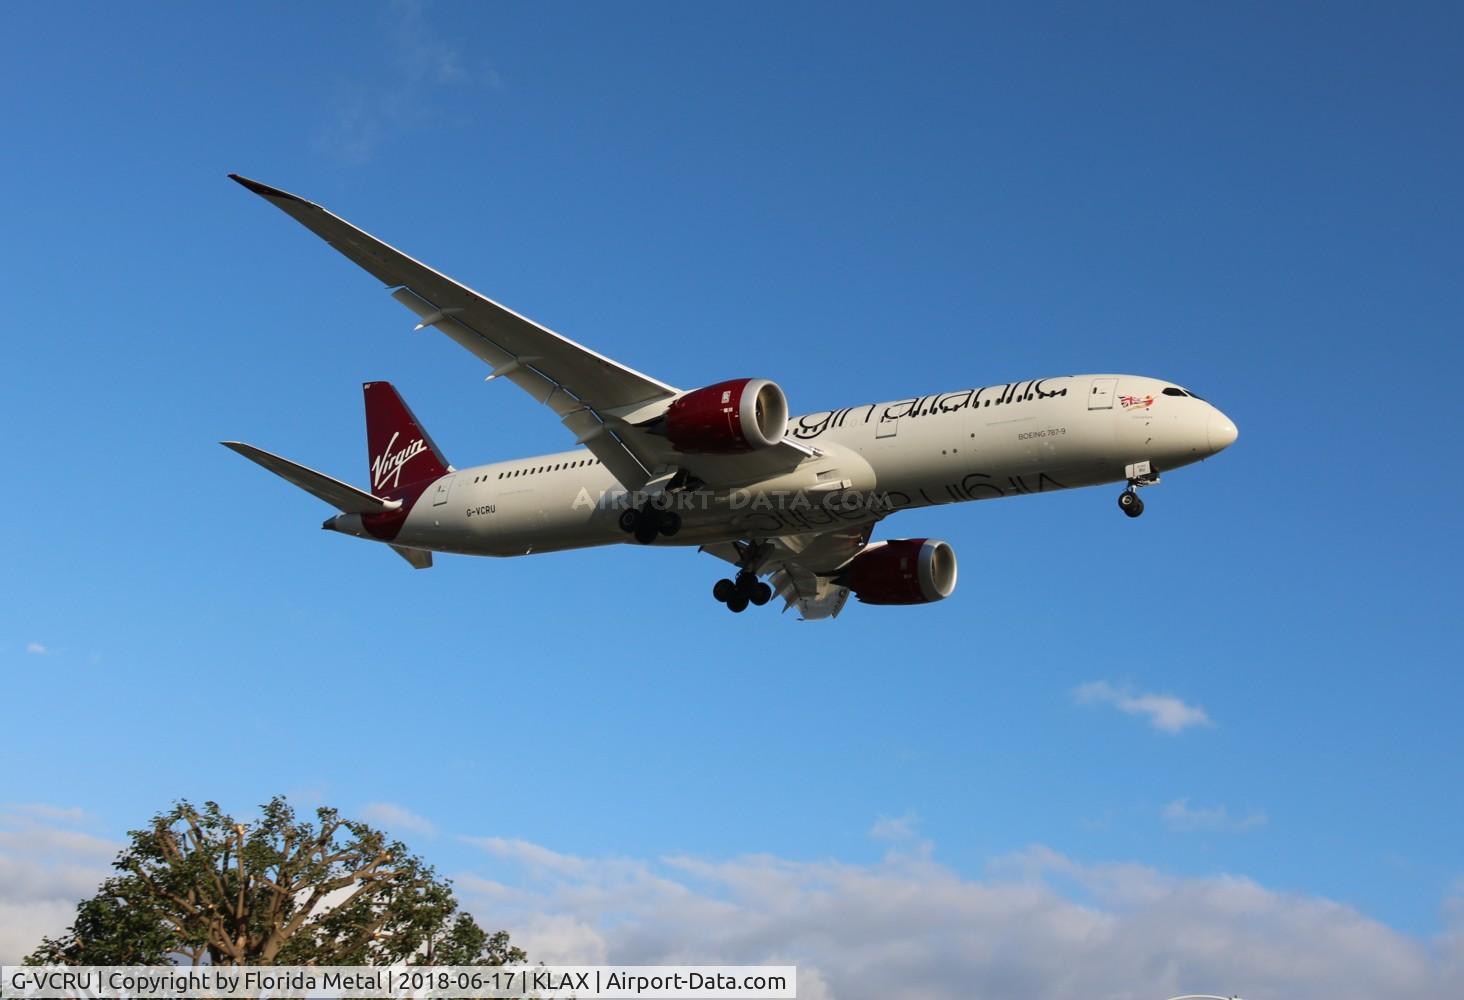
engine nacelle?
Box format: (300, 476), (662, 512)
(664, 378), (788, 453)
(840, 539), (958, 605)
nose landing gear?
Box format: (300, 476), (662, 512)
(1117, 460), (1160, 519)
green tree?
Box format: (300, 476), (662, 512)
(26, 797), (523, 967)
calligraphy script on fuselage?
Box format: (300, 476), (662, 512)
(790, 378), (1072, 440)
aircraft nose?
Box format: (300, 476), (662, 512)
(1207, 407), (1239, 454)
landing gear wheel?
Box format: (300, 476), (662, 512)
(1118, 490), (1144, 518)
(634, 519), (660, 544)
(657, 510), (682, 537)
(749, 581), (773, 606)
(713, 578), (737, 603)
(619, 509), (640, 533)
(726, 595), (749, 613)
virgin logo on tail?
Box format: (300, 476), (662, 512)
(371, 431), (429, 491)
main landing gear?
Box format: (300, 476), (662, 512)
(712, 571), (774, 614)
(712, 541), (775, 613)
(619, 503), (681, 544)
(1117, 460), (1160, 519)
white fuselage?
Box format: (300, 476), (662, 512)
(328, 374), (1237, 557)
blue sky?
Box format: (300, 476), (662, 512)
(3, 3), (1462, 996)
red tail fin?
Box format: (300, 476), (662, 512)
(364, 381), (451, 494)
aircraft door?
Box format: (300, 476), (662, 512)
(430, 475), (454, 506)
(1087, 378), (1117, 410)
(876, 417), (899, 439)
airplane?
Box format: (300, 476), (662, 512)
(224, 174), (1238, 619)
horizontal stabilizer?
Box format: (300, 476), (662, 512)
(222, 441), (395, 515)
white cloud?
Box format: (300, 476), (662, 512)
(461, 837), (596, 878)
(867, 814), (933, 861)
(868, 814), (919, 842)
(358, 802), (438, 838)
(314, 0), (497, 164)
(1072, 680), (1214, 734)
(455, 834), (1463, 1000)
(25, 642), (47, 655)
(1163, 798), (1268, 832)
(6, 804), (1462, 999)
(0, 806), (117, 963)
(389, 0), (469, 86)
(3, 804), (86, 823)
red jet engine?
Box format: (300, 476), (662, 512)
(840, 539), (958, 605)
(664, 378), (788, 453)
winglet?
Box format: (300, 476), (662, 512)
(228, 173), (310, 205)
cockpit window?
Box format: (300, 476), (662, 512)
(1162, 387), (1188, 397)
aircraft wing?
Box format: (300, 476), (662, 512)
(701, 522), (876, 621)
(230, 174), (694, 489)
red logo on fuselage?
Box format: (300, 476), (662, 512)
(371, 431), (429, 491)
